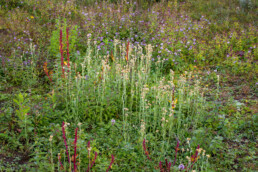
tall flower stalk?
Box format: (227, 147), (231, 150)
(173, 140), (180, 166)
(143, 139), (151, 160)
(86, 152), (98, 172)
(62, 122), (70, 165)
(125, 41), (129, 62)
(60, 29), (65, 77)
(58, 153), (64, 171)
(66, 28), (70, 72)
(189, 145), (200, 170)
(73, 128), (78, 171)
(106, 154), (114, 172)
(43, 61), (52, 82)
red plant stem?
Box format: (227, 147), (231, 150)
(190, 145), (200, 170)
(90, 152), (98, 169)
(87, 152), (98, 172)
(62, 122), (70, 164)
(125, 41), (129, 62)
(143, 139), (151, 160)
(58, 154), (64, 170)
(44, 68), (52, 82)
(165, 159), (171, 172)
(43, 62), (52, 82)
(60, 29), (65, 77)
(165, 159), (168, 169)
(106, 154), (114, 172)
(159, 161), (164, 172)
(173, 140), (180, 166)
(168, 162), (172, 172)
(73, 128), (78, 172)
(66, 28), (70, 72)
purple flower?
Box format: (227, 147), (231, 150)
(178, 164), (185, 170)
(111, 119), (116, 125)
(85, 75), (89, 80)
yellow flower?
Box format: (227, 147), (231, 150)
(64, 61), (67, 66)
(30, 16), (34, 19)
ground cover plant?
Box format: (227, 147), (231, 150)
(0, 0), (257, 171)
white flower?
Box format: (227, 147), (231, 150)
(49, 135), (53, 142)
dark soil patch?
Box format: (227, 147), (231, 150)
(0, 151), (30, 168)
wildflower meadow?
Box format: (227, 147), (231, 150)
(0, 0), (257, 171)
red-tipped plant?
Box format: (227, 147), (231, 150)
(58, 153), (64, 170)
(87, 152), (98, 172)
(165, 159), (172, 172)
(125, 41), (129, 62)
(143, 139), (151, 160)
(159, 161), (164, 172)
(159, 159), (172, 172)
(62, 122), (70, 165)
(189, 145), (200, 170)
(43, 61), (52, 82)
(66, 28), (70, 72)
(60, 29), (65, 77)
(73, 128), (78, 171)
(173, 140), (180, 166)
(106, 154), (115, 172)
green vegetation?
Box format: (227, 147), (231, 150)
(0, 0), (257, 171)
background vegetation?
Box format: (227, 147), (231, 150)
(0, 0), (257, 171)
